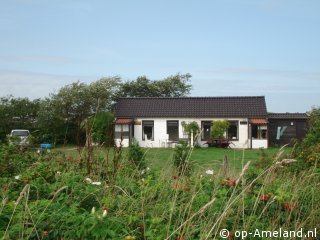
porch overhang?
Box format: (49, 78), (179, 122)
(249, 118), (268, 125)
(114, 118), (134, 124)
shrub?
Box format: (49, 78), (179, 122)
(292, 107), (320, 168)
(173, 141), (192, 176)
(181, 121), (200, 140)
(128, 140), (146, 170)
(211, 120), (230, 139)
(0, 144), (35, 177)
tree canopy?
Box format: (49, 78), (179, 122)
(115, 73), (192, 98)
(0, 74), (192, 145)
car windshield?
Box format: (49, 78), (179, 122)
(12, 131), (29, 137)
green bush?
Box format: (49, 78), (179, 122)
(173, 141), (192, 176)
(0, 144), (36, 177)
(291, 107), (320, 168)
(0, 143), (319, 239)
(211, 120), (230, 139)
(128, 140), (146, 170)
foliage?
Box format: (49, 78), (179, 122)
(0, 144), (35, 177)
(91, 112), (115, 146)
(0, 96), (41, 141)
(291, 107), (320, 168)
(50, 78), (120, 145)
(173, 141), (192, 176)
(211, 120), (230, 139)
(181, 121), (200, 141)
(115, 73), (192, 98)
(303, 107), (320, 146)
(128, 140), (146, 170)
(0, 144), (319, 239)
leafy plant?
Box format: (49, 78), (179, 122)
(128, 140), (146, 170)
(173, 141), (192, 176)
(211, 120), (230, 139)
(181, 121), (200, 142)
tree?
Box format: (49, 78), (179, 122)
(211, 120), (230, 139)
(48, 77), (120, 145)
(0, 96), (41, 141)
(91, 112), (115, 146)
(115, 73), (192, 98)
(303, 107), (320, 146)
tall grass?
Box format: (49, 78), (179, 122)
(0, 142), (319, 239)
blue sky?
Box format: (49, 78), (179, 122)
(0, 0), (319, 112)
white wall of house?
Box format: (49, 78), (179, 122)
(251, 139), (268, 148)
(115, 138), (130, 148)
(130, 118), (252, 148)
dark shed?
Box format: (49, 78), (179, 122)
(268, 113), (309, 146)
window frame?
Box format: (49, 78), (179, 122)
(142, 120), (154, 141)
(114, 124), (130, 139)
(252, 125), (267, 140)
(167, 120), (179, 141)
(201, 121), (212, 141)
(227, 120), (239, 140)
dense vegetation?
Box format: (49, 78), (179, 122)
(0, 73), (191, 145)
(0, 75), (319, 239)
(0, 112), (319, 239)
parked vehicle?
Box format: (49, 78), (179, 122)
(9, 129), (30, 145)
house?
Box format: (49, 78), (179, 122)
(114, 96), (269, 148)
(268, 112), (309, 146)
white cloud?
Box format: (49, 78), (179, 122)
(0, 70), (94, 99)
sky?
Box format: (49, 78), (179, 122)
(0, 0), (319, 112)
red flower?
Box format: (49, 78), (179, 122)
(227, 180), (236, 186)
(22, 178), (29, 184)
(282, 202), (298, 211)
(221, 179), (237, 186)
(227, 232), (234, 238)
(184, 186), (191, 191)
(102, 206), (109, 211)
(260, 194), (271, 201)
(139, 225), (145, 231)
(42, 230), (48, 235)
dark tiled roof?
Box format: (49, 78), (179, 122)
(115, 96), (267, 118)
(268, 112), (309, 119)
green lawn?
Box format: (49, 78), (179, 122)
(55, 146), (291, 173)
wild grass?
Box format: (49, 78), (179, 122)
(0, 143), (319, 239)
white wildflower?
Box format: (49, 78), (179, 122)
(205, 170), (214, 175)
(102, 209), (107, 218)
(2, 197), (8, 205)
(14, 175), (21, 180)
(56, 171), (61, 176)
(91, 182), (101, 186)
(91, 207), (96, 214)
(37, 149), (41, 154)
(85, 177), (92, 183)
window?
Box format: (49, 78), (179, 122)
(142, 121), (154, 141)
(201, 121), (211, 141)
(227, 121), (239, 140)
(252, 125), (267, 139)
(167, 120), (179, 141)
(114, 124), (130, 139)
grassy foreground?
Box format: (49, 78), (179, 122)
(0, 144), (319, 239)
